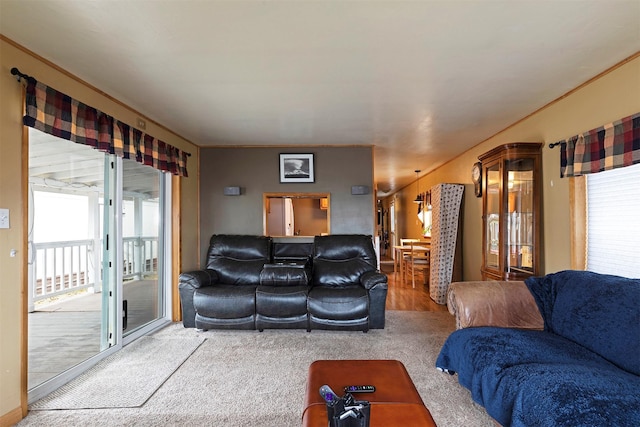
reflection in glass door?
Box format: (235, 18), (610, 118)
(121, 159), (165, 336)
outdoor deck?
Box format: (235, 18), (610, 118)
(28, 279), (159, 390)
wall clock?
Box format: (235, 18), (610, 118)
(472, 162), (482, 197)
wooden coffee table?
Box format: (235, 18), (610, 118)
(303, 359), (437, 426)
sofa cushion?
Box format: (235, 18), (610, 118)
(313, 235), (376, 267)
(308, 286), (369, 320)
(525, 270), (640, 375)
(256, 285), (309, 317)
(193, 285), (257, 319)
(436, 327), (640, 426)
(491, 360), (640, 427)
(205, 235), (272, 285)
(312, 259), (375, 287)
(312, 234), (377, 287)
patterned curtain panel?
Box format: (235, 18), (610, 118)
(429, 183), (464, 305)
(558, 112), (639, 178)
(23, 79), (189, 177)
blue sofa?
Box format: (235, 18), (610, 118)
(436, 270), (640, 427)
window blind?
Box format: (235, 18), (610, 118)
(587, 163), (640, 278)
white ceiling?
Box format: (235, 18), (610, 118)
(2, 0), (639, 195)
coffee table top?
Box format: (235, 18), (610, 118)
(304, 359), (437, 427)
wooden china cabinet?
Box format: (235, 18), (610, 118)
(479, 143), (543, 281)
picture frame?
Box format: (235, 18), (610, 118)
(279, 153), (314, 183)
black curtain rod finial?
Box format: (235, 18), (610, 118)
(10, 67), (35, 83)
(10, 67), (22, 81)
(548, 141), (563, 149)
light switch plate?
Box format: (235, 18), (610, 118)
(0, 208), (10, 229)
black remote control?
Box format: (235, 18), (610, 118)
(343, 385), (375, 393)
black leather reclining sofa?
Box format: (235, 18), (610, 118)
(178, 234), (388, 332)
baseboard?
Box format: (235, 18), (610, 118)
(0, 406), (24, 427)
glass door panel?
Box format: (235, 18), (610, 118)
(505, 158), (534, 274)
(121, 159), (164, 335)
(27, 129), (115, 392)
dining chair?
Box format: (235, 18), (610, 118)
(400, 238), (420, 245)
(404, 241), (430, 288)
(397, 239), (421, 277)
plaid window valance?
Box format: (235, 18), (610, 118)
(557, 112), (639, 178)
(23, 79), (189, 177)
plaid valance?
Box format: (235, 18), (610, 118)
(23, 79), (189, 177)
(557, 112), (639, 178)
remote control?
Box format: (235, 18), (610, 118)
(343, 385), (375, 393)
(319, 384), (340, 403)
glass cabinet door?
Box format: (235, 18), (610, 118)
(485, 163), (501, 271)
(479, 142), (541, 281)
(505, 158), (535, 275)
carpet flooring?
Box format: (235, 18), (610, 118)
(30, 335), (205, 409)
(19, 311), (495, 426)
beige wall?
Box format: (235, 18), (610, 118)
(386, 55), (640, 281)
(0, 38), (199, 422)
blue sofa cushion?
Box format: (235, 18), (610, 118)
(436, 327), (640, 426)
(525, 270), (640, 375)
(491, 359), (640, 427)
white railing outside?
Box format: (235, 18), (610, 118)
(31, 237), (158, 304)
(123, 236), (158, 280)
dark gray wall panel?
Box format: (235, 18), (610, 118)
(199, 146), (374, 262)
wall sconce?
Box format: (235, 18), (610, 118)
(223, 186), (241, 196)
(351, 185), (370, 195)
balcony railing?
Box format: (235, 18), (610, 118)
(30, 237), (158, 304)
(122, 236), (159, 280)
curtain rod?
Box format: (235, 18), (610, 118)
(10, 67), (35, 83)
(548, 141), (563, 149)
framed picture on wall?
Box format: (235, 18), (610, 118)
(279, 153), (314, 183)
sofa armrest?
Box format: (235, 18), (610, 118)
(178, 269), (219, 328)
(361, 271), (388, 329)
(447, 281), (544, 330)
(179, 269), (218, 289)
(360, 270), (388, 290)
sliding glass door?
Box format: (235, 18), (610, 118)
(121, 158), (166, 336)
(28, 129), (116, 397)
(27, 128), (170, 401)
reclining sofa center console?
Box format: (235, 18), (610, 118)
(179, 234), (388, 332)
